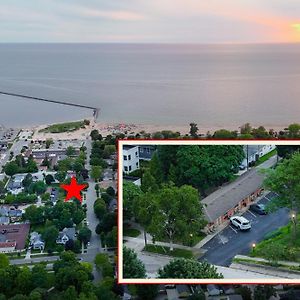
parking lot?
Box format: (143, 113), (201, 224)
(199, 192), (290, 266)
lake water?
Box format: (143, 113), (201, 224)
(0, 43), (300, 128)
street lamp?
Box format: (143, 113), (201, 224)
(252, 243), (256, 254)
(189, 233), (193, 246)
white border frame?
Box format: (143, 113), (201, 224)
(118, 140), (300, 284)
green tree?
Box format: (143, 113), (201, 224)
(213, 129), (237, 139)
(66, 146), (76, 157)
(158, 258), (223, 279)
(264, 152), (300, 238)
(253, 285), (276, 300)
(136, 285), (158, 300)
(236, 286), (252, 300)
(90, 129), (102, 141)
(103, 145), (116, 158)
(189, 122), (199, 137)
(45, 174), (55, 185)
(94, 253), (114, 277)
(240, 123), (252, 134)
(106, 186), (115, 197)
(251, 126), (270, 139)
(78, 227), (92, 245)
(24, 205), (45, 225)
(90, 165), (102, 182)
(141, 169), (158, 193)
(287, 123), (300, 138)
(123, 181), (142, 220)
(4, 161), (19, 176)
(22, 174), (33, 190)
(94, 198), (107, 219)
(45, 139), (53, 149)
(29, 181), (47, 195)
(123, 247), (146, 279)
(0, 254), (9, 269)
(55, 171), (67, 182)
(143, 185), (206, 250)
(42, 226), (59, 247)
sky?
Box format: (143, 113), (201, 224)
(1, 0), (300, 43)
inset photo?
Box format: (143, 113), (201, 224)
(118, 140), (300, 284)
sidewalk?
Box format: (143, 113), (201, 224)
(235, 255), (300, 267)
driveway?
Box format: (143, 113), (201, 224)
(199, 192), (290, 266)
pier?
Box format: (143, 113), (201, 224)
(0, 91), (99, 121)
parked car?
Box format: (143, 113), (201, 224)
(230, 216), (251, 230)
(249, 203), (267, 215)
(239, 164), (246, 170)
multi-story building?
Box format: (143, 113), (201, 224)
(123, 145), (139, 174)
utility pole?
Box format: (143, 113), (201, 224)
(247, 145), (249, 171)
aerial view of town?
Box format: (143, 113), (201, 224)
(2, 0), (300, 299)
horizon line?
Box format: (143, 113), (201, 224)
(0, 41), (299, 46)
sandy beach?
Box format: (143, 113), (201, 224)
(30, 118), (291, 141)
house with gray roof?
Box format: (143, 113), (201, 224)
(0, 217), (9, 225)
(202, 168), (265, 232)
(30, 232), (45, 250)
(56, 227), (76, 245)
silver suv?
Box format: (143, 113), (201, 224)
(230, 216), (251, 230)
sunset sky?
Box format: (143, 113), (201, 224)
(1, 0), (300, 43)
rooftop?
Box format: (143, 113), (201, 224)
(202, 168), (265, 221)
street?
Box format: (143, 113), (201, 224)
(199, 192), (290, 266)
(84, 137), (102, 282)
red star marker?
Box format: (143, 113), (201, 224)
(60, 176), (87, 203)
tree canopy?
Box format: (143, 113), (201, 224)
(158, 258), (223, 279)
(123, 247), (146, 279)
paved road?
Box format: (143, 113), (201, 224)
(84, 137), (102, 282)
(0, 139), (28, 170)
(199, 192), (290, 266)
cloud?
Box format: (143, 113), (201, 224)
(79, 8), (147, 21)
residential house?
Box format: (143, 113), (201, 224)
(123, 175), (141, 186)
(138, 145), (156, 161)
(7, 174), (25, 195)
(241, 145), (276, 167)
(56, 227), (76, 245)
(30, 232), (45, 250)
(123, 145), (139, 174)
(0, 241), (17, 253)
(7, 209), (23, 223)
(0, 217), (9, 225)
(202, 168), (266, 232)
(0, 223), (30, 251)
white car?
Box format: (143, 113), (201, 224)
(230, 216), (251, 230)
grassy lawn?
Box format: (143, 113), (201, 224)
(250, 219), (300, 262)
(39, 120), (86, 133)
(123, 227), (141, 238)
(233, 257), (300, 273)
(143, 244), (194, 259)
(255, 149), (277, 166)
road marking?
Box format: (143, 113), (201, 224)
(247, 210), (257, 218)
(229, 225), (238, 234)
(217, 233), (227, 245)
(264, 195), (272, 201)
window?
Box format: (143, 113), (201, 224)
(128, 155), (131, 160)
(136, 162), (139, 167)
(140, 148), (143, 153)
(135, 151), (138, 157)
(124, 166), (128, 171)
(147, 148), (150, 153)
(129, 166), (132, 171)
(123, 155), (127, 160)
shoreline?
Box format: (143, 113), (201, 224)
(26, 119), (293, 141)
